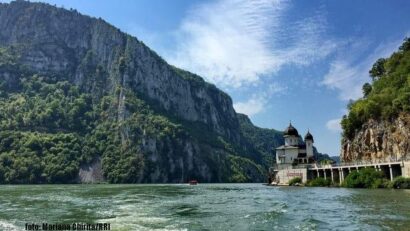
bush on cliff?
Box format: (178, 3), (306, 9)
(342, 168), (386, 188)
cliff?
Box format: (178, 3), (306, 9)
(341, 38), (410, 162)
(0, 1), (239, 141)
(341, 114), (410, 162)
(0, 1), (278, 183)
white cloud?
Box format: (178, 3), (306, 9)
(326, 118), (342, 133)
(267, 82), (288, 95)
(233, 82), (287, 116)
(233, 95), (267, 116)
(322, 59), (365, 100)
(167, 0), (336, 88)
(322, 38), (403, 101)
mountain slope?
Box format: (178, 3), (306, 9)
(0, 1), (280, 183)
(0, 1), (239, 141)
(237, 113), (283, 166)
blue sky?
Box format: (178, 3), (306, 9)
(3, 0), (410, 156)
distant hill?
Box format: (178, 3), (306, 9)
(236, 113), (284, 167)
(330, 156), (340, 163)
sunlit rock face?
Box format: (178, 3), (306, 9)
(0, 0), (240, 142)
(341, 114), (410, 162)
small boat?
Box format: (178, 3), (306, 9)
(189, 180), (198, 185)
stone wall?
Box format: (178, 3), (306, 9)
(275, 168), (308, 185)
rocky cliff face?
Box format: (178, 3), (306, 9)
(0, 1), (239, 142)
(0, 1), (271, 183)
(341, 114), (410, 162)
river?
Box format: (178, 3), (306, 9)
(0, 184), (409, 230)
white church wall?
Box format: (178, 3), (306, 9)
(285, 149), (299, 163)
(276, 150), (285, 163)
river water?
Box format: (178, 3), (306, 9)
(0, 184), (409, 231)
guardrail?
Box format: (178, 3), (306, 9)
(270, 155), (410, 171)
(270, 164), (315, 171)
(321, 156), (410, 168)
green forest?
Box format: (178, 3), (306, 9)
(341, 38), (410, 139)
(0, 46), (269, 183)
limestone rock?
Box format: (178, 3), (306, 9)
(341, 114), (410, 162)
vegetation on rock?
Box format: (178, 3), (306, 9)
(341, 38), (410, 139)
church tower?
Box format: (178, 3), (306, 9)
(284, 123), (299, 146)
(304, 130), (314, 158)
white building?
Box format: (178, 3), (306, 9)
(275, 123), (315, 164)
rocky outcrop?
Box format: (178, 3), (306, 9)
(78, 158), (105, 183)
(341, 114), (410, 162)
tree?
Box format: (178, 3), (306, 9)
(399, 37), (410, 52)
(369, 58), (386, 80)
(362, 83), (372, 97)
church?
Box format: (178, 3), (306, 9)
(275, 123), (315, 164)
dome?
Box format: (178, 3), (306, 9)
(304, 131), (314, 141)
(284, 123), (299, 136)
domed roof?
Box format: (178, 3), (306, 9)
(284, 123), (299, 136)
(304, 130), (314, 141)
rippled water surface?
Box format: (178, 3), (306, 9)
(0, 184), (409, 230)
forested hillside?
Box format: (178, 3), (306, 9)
(341, 38), (410, 161)
(0, 1), (286, 183)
